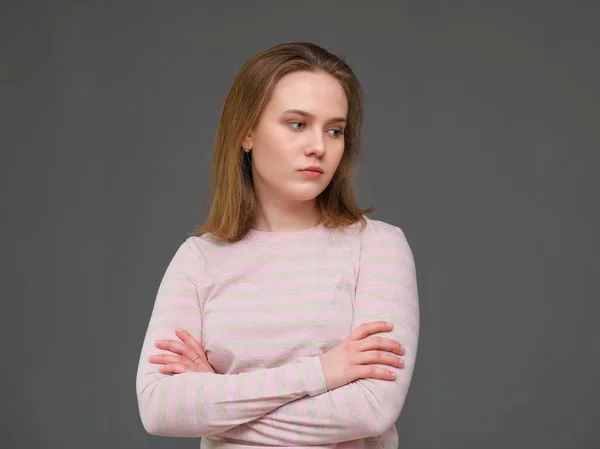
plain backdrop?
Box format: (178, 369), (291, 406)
(2, 1), (599, 448)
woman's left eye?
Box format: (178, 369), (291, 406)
(290, 122), (343, 137)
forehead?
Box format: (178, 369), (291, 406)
(265, 70), (348, 117)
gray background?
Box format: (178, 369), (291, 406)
(2, 1), (599, 448)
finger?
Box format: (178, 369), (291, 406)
(154, 339), (190, 357)
(358, 336), (404, 355)
(159, 357), (214, 374)
(347, 321), (393, 341)
(193, 359), (216, 374)
(158, 363), (194, 375)
(356, 350), (404, 368)
(149, 354), (188, 366)
(356, 365), (397, 381)
(175, 328), (207, 360)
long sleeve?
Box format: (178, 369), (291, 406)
(135, 238), (328, 437)
(214, 224), (420, 445)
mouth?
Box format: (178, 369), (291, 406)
(299, 169), (323, 179)
(300, 167), (324, 174)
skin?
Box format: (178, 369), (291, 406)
(243, 70), (348, 232)
(149, 71), (405, 379)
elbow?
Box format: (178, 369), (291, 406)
(136, 380), (195, 437)
(374, 410), (402, 435)
(139, 413), (162, 437)
(355, 383), (407, 437)
(137, 391), (168, 436)
(357, 410), (400, 437)
(136, 377), (163, 435)
(139, 418), (176, 438)
(136, 379), (215, 438)
(138, 410), (198, 438)
(137, 394), (195, 437)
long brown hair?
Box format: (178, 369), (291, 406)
(190, 42), (374, 243)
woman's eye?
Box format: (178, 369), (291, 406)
(289, 122), (343, 137)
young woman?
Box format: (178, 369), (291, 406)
(136, 41), (420, 449)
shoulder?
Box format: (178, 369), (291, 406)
(364, 216), (404, 234)
(184, 232), (226, 249)
(166, 233), (227, 266)
(353, 217), (415, 259)
(354, 218), (417, 276)
(349, 216), (409, 244)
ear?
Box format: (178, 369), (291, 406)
(242, 132), (252, 151)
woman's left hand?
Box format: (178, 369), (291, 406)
(149, 328), (215, 374)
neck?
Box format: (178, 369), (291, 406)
(252, 197), (321, 232)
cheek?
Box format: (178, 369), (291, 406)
(255, 127), (288, 155)
(328, 144), (345, 169)
(253, 130), (294, 167)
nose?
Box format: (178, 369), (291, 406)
(305, 131), (325, 157)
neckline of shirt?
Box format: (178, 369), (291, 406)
(244, 222), (326, 241)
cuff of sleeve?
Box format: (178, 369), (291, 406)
(296, 356), (328, 397)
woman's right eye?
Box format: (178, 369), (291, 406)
(290, 121), (305, 130)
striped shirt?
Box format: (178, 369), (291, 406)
(136, 217), (420, 448)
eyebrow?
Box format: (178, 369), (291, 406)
(283, 108), (347, 124)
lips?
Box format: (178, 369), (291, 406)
(301, 167), (323, 173)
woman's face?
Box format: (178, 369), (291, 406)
(244, 70), (348, 205)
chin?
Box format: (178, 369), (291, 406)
(285, 185), (326, 203)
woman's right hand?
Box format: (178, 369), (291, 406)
(319, 321), (405, 391)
